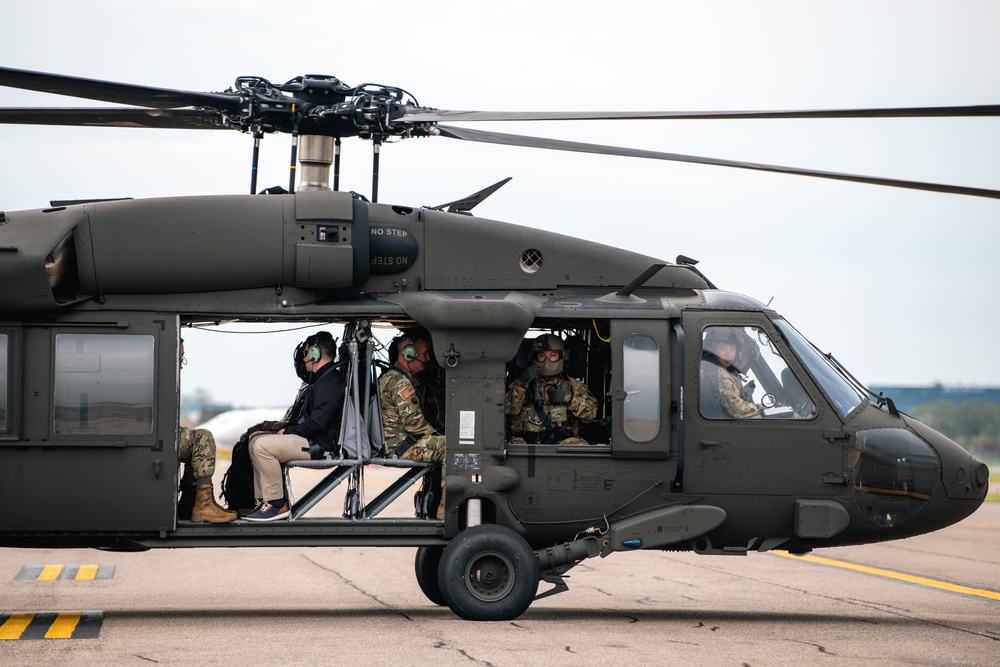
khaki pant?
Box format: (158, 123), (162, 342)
(248, 432), (311, 502)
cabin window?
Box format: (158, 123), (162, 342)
(699, 325), (815, 420)
(0, 333), (7, 433)
(622, 330), (660, 441)
(505, 322), (611, 446)
(53, 334), (155, 435)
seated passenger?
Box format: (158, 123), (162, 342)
(177, 339), (237, 523)
(378, 333), (445, 517)
(506, 334), (598, 444)
(701, 327), (763, 419)
(249, 339), (312, 437)
(244, 331), (345, 522)
(216, 340), (312, 517)
(378, 334), (446, 463)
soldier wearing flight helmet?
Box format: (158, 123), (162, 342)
(702, 327), (763, 419)
(506, 334), (598, 444)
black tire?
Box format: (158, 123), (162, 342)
(414, 545), (446, 606)
(438, 524), (539, 621)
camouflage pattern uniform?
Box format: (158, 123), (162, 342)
(178, 426), (217, 481)
(378, 365), (445, 463)
(716, 365), (763, 419)
(506, 375), (598, 444)
(256, 382), (309, 434)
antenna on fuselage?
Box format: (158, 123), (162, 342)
(431, 177), (512, 214)
(616, 263), (667, 297)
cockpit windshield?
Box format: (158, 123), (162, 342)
(774, 319), (865, 418)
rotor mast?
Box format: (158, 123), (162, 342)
(297, 134), (335, 191)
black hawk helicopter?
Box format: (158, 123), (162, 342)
(0, 67), (992, 621)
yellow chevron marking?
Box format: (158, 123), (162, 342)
(38, 565), (63, 581)
(45, 612), (82, 639)
(75, 565), (99, 580)
(0, 612), (34, 640)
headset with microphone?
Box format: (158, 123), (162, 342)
(304, 330), (335, 364)
(400, 338), (419, 362)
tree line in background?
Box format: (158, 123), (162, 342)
(910, 399), (1000, 459)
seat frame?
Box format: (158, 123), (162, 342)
(285, 457), (434, 520)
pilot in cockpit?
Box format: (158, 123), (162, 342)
(701, 327), (764, 419)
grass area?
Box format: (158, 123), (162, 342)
(989, 471), (1000, 503)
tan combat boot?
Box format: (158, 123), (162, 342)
(191, 484), (237, 523)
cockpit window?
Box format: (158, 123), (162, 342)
(700, 325), (816, 420)
(774, 319), (865, 418)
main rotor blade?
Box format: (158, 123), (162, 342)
(401, 105), (1000, 123)
(0, 66), (240, 111)
(437, 125), (1000, 200)
(0, 107), (226, 130)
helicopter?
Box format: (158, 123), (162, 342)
(0, 66), (992, 621)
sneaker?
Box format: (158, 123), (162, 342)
(242, 500), (290, 522)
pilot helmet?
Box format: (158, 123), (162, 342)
(531, 334), (566, 377)
(705, 327), (739, 349)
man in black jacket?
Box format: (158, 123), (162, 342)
(244, 331), (344, 522)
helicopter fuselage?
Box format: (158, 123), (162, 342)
(0, 191), (987, 617)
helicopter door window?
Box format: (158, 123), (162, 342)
(0, 333), (7, 433)
(622, 331), (660, 441)
(53, 334), (155, 436)
(700, 325), (815, 420)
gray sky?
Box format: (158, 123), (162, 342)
(3, 0), (999, 407)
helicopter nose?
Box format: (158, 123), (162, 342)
(961, 456), (990, 496)
(850, 418), (988, 534)
(906, 416), (989, 501)
(945, 452), (990, 501)
(974, 459), (990, 492)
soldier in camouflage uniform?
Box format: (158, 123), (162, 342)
(506, 334), (599, 444)
(378, 335), (446, 464)
(701, 327), (764, 419)
(177, 339), (237, 523)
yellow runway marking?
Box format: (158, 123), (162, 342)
(0, 612), (34, 640)
(75, 564), (98, 580)
(44, 612), (82, 639)
(0, 611), (104, 640)
(16, 564), (115, 580)
(775, 551), (1000, 601)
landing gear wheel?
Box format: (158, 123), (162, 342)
(414, 545), (446, 606)
(438, 524), (539, 621)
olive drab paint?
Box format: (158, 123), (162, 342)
(0, 65), (992, 621)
